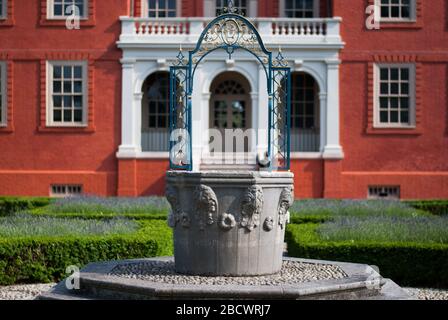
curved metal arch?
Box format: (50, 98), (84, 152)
(188, 13), (273, 91)
(190, 45), (271, 88)
(191, 13), (272, 58)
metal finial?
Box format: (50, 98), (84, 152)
(175, 44), (187, 66)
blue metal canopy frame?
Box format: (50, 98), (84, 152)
(169, 2), (291, 171)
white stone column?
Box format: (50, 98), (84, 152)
(319, 92), (327, 153)
(117, 59), (140, 158)
(323, 59), (344, 159)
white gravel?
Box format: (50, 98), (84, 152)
(404, 287), (448, 300)
(0, 283), (56, 300)
(109, 260), (349, 286)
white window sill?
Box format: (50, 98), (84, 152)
(46, 124), (88, 128)
(373, 125), (416, 129)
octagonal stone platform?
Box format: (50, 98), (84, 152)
(38, 257), (411, 300)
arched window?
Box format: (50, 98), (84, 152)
(291, 72), (320, 152)
(141, 72), (170, 152)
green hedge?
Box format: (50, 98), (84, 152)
(286, 223), (448, 288)
(406, 200), (448, 216)
(0, 197), (51, 216)
(0, 220), (173, 285)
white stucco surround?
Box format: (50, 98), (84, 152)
(117, 16), (345, 170)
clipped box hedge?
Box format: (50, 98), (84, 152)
(0, 220), (173, 285)
(406, 200), (448, 216)
(0, 197), (51, 216)
(286, 223), (448, 288)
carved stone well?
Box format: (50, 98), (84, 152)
(166, 171), (294, 276)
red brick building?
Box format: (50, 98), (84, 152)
(0, 0), (447, 199)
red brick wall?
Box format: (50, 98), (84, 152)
(0, 0), (126, 196)
(335, 0), (448, 199)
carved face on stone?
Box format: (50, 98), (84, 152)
(263, 217), (274, 231)
(195, 185), (218, 229)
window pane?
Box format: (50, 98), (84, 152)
(390, 111), (399, 123)
(74, 109), (83, 122)
(53, 110), (62, 122)
(380, 69), (389, 80)
(74, 66), (82, 78)
(64, 110), (72, 122)
(64, 66), (72, 78)
(74, 96), (83, 107)
(400, 97), (409, 108)
(74, 81), (82, 93)
(53, 81), (62, 93)
(64, 96), (72, 107)
(64, 81), (72, 93)
(54, 4), (63, 16)
(380, 83), (389, 95)
(380, 97), (388, 109)
(53, 66), (62, 79)
(401, 83), (409, 95)
(390, 97), (399, 108)
(390, 83), (399, 94)
(390, 68), (399, 80)
(391, 6), (399, 17)
(53, 96), (62, 107)
(401, 68), (409, 80)
(401, 110), (409, 123)
(380, 111), (388, 123)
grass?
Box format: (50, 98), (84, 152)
(317, 216), (448, 244)
(0, 214), (139, 238)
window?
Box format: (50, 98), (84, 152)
(141, 72), (170, 152)
(0, 0), (7, 19)
(0, 62), (6, 126)
(375, 64), (415, 127)
(50, 184), (83, 197)
(290, 73), (320, 152)
(48, 0), (88, 19)
(47, 61), (88, 126)
(284, 0), (317, 18)
(368, 186), (400, 199)
(376, 0), (415, 21)
(145, 0), (177, 18)
(216, 0), (247, 16)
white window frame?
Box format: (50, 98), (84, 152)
(374, 63), (416, 128)
(47, 0), (89, 20)
(204, 0), (257, 17)
(141, 0), (181, 18)
(46, 60), (88, 127)
(375, 0), (416, 22)
(279, 0), (320, 18)
(0, 62), (7, 127)
(0, 0), (7, 19)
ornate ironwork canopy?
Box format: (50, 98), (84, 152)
(169, 1), (291, 171)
